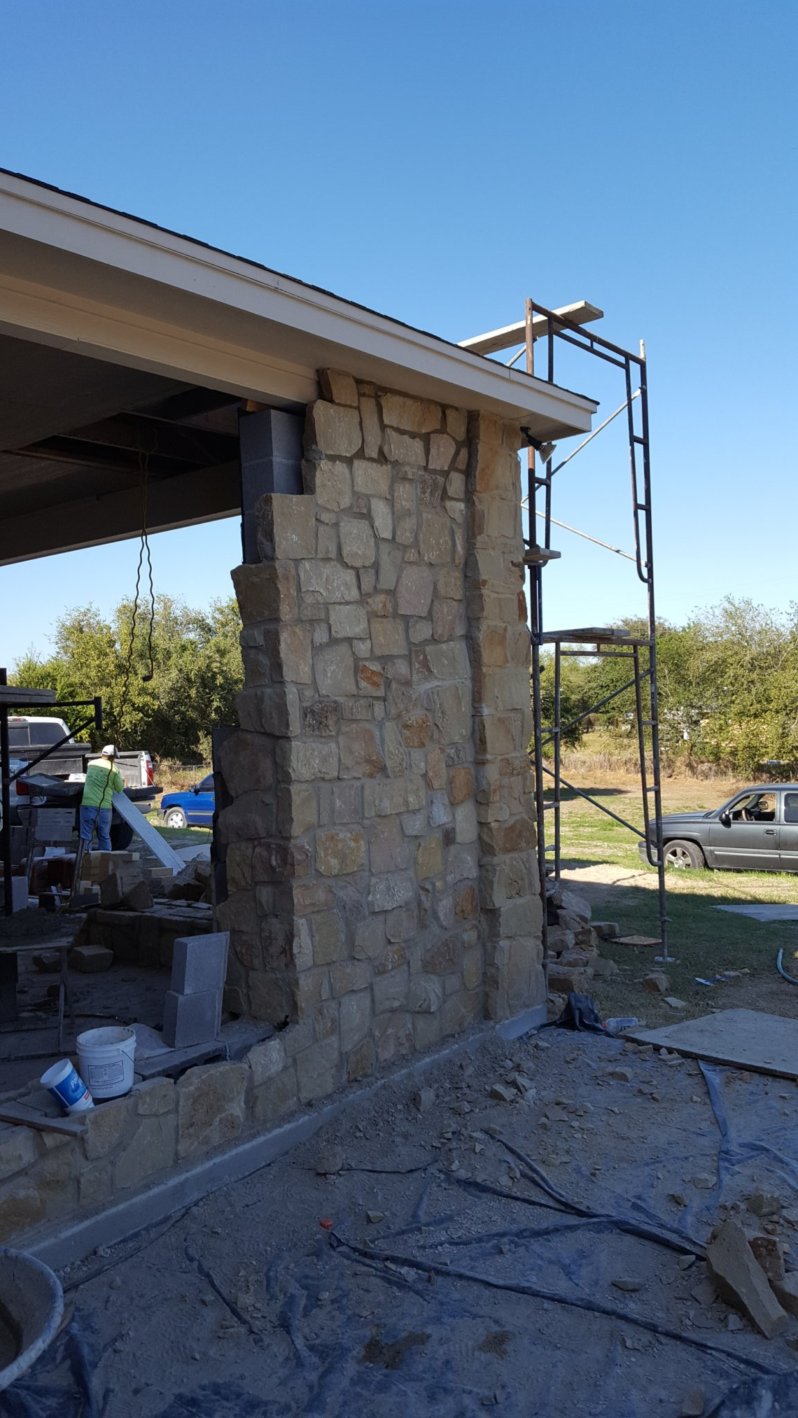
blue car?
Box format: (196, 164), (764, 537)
(160, 774), (215, 829)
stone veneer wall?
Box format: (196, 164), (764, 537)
(0, 373), (545, 1246)
(217, 371), (544, 1100)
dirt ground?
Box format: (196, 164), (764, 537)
(9, 1024), (798, 1417)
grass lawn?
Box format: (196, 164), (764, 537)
(555, 775), (798, 1025)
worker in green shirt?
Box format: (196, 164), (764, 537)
(80, 745), (124, 852)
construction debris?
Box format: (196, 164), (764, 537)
(643, 971), (669, 994)
(706, 1219), (788, 1338)
(69, 944), (114, 973)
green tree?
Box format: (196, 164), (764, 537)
(13, 595), (244, 762)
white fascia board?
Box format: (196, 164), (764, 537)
(0, 172), (598, 436)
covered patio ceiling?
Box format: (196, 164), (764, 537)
(0, 169), (598, 565)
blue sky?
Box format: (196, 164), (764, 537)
(1, 0), (796, 665)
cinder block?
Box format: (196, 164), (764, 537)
(170, 933), (229, 996)
(162, 989), (222, 1049)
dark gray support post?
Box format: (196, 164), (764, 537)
(239, 409), (303, 564)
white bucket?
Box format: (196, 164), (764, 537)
(76, 1026), (136, 1100)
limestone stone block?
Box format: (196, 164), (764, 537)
(307, 402), (362, 459)
(114, 1113), (177, 1191)
(319, 369), (358, 407)
(413, 1010), (443, 1053)
(422, 935), (460, 975)
(370, 498), (393, 540)
(301, 701), (339, 738)
(0, 1128), (38, 1182)
(377, 543), (404, 591)
(429, 682), (470, 742)
(310, 909), (347, 963)
(416, 834), (444, 879)
(426, 640), (469, 681)
(370, 816), (409, 873)
(295, 1036), (342, 1104)
(428, 432), (456, 471)
(462, 944), (483, 991)
(0, 1186), (46, 1242)
(408, 974), (444, 1013)
(400, 710), (432, 747)
(236, 684), (300, 738)
(275, 624), (313, 684)
(385, 904), (418, 942)
(340, 517), (377, 568)
(177, 1062), (248, 1160)
(232, 561), (297, 624)
(352, 458), (389, 497)
(281, 740), (339, 782)
(380, 393), (440, 434)
(455, 883), (479, 920)
(428, 792), (453, 829)
(219, 731), (275, 799)
(386, 429), (428, 465)
(374, 965), (409, 1014)
(340, 723), (385, 779)
(252, 1067), (298, 1125)
(396, 565), (434, 618)
(440, 989), (481, 1038)
(299, 560), (359, 602)
(331, 781), (362, 822)
(454, 801), (479, 844)
(432, 599), (466, 642)
(330, 602), (368, 640)
(134, 1078), (176, 1116)
(359, 400), (382, 461)
(83, 1096), (135, 1161)
(314, 642), (356, 697)
(347, 1038), (376, 1082)
(447, 765), (474, 806)
(257, 494), (316, 560)
(445, 406), (467, 442)
(370, 618), (408, 657)
(316, 829), (366, 878)
(340, 990), (372, 1051)
(79, 1162), (113, 1209)
(369, 873), (415, 913)
(330, 959), (371, 995)
(382, 721), (406, 779)
(354, 915), (387, 960)
(419, 511), (452, 564)
(374, 1011), (414, 1065)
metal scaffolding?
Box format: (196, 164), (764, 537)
(519, 300), (669, 965)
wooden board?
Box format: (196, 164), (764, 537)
(628, 1008), (798, 1080)
(112, 792), (183, 873)
(0, 1102), (86, 1135)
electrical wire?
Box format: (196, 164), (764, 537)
(115, 443), (157, 738)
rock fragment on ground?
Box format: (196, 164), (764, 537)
(706, 1218), (788, 1338)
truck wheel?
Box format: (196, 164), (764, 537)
(664, 839), (705, 870)
(163, 807), (188, 830)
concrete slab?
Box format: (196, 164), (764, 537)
(716, 904), (798, 922)
(628, 1008), (798, 1079)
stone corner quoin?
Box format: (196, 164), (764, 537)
(218, 367), (543, 1094)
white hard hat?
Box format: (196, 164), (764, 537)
(101, 744), (117, 758)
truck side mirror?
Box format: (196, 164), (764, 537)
(719, 810), (731, 827)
